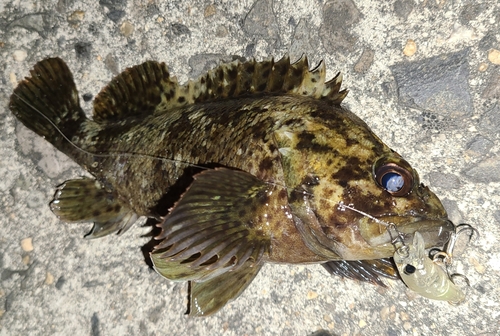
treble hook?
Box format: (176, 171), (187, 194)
(432, 223), (479, 266)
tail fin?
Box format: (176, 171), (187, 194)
(9, 58), (87, 154)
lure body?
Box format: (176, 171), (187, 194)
(393, 232), (465, 304)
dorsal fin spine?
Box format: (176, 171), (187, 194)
(91, 55), (348, 122)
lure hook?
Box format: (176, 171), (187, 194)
(440, 223), (479, 266)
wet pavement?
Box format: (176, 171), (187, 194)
(1, 0), (499, 335)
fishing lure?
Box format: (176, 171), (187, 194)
(393, 228), (475, 305)
(340, 203), (476, 304)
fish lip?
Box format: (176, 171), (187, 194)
(393, 217), (455, 248)
(361, 216), (455, 249)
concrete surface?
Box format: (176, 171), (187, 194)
(1, 0), (499, 335)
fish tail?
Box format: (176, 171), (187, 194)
(9, 58), (87, 154)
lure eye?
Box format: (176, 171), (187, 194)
(404, 264), (416, 275)
(374, 162), (413, 196)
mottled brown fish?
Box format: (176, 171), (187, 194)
(10, 55), (454, 316)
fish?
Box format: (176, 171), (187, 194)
(9, 55), (455, 316)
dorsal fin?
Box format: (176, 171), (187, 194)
(183, 54), (348, 104)
(93, 61), (176, 122)
(92, 55), (348, 122)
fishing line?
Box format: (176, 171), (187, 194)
(11, 91), (465, 259)
(12, 91), (211, 171)
(11, 91), (420, 242)
(13, 91), (320, 203)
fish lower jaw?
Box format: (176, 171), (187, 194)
(360, 216), (454, 250)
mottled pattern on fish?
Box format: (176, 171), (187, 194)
(9, 55), (454, 316)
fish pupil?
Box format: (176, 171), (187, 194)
(404, 264), (416, 275)
(381, 172), (404, 192)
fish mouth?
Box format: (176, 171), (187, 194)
(360, 216), (455, 249)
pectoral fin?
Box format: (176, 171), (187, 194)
(189, 261), (263, 316)
(151, 168), (271, 280)
(151, 168), (272, 314)
(50, 178), (138, 238)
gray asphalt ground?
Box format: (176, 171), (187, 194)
(1, 0), (499, 335)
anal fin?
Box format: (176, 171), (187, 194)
(189, 261), (263, 317)
(321, 258), (400, 287)
(50, 178), (139, 238)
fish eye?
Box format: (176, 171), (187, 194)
(374, 162), (413, 197)
(382, 172), (404, 192)
(404, 264), (416, 275)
